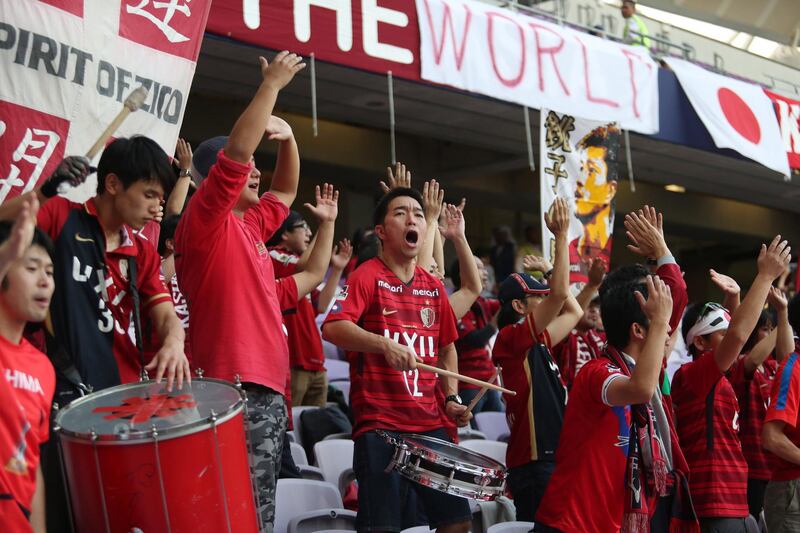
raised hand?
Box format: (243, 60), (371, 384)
(640, 205), (663, 238)
(380, 161), (412, 193)
(304, 183), (339, 223)
(587, 257), (607, 288)
(624, 208), (668, 259)
(522, 255), (552, 273)
(767, 285), (788, 311)
(422, 180), (444, 224)
(709, 269), (740, 296)
(331, 239), (353, 270)
(265, 116), (293, 141)
(0, 195), (39, 273)
(175, 138), (192, 171)
(635, 275), (673, 325)
(260, 51), (306, 91)
(757, 235), (791, 280)
(440, 203), (465, 241)
(40, 156), (92, 198)
(544, 197), (569, 237)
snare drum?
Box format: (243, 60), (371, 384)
(380, 432), (506, 501)
(55, 379), (259, 533)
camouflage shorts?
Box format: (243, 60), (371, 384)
(243, 384), (287, 533)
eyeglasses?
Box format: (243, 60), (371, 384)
(291, 222), (310, 231)
(697, 302), (727, 327)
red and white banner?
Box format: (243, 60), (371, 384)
(540, 109), (619, 286)
(765, 89), (800, 170)
(416, 0), (659, 134)
(0, 0), (212, 203)
(207, 0), (421, 82)
(665, 58), (790, 177)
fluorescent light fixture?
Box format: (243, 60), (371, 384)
(664, 184), (686, 193)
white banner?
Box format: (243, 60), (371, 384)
(416, 0), (659, 134)
(0, 0), (212, 203)
(664, 58), (790, 177)
(540, 109), (620, 286)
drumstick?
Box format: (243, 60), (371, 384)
(415, 362), (516, 396)
(85, 86), (149, 160)
(464, 367), (500, 416)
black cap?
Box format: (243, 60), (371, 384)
(498, 273), (550, 305)
(192, 136), (228, 182)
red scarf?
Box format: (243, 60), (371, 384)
(605, 347), (698, 533)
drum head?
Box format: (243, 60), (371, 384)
(55, 379), (243, 443)
(404, 434), (503, 470)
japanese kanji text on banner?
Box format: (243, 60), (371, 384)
(765, 89), (800, 170)
(416, 0), (659, 134)
(0, 0), (212, 203)
(540, 109), (620, 286)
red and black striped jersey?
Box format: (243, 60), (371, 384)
(323, 258), (458, 438)
(671, 351), (748, 519)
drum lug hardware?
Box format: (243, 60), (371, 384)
(195, 368), (204, 378)
(209, 409), (218, 426)
(233, 374), (242, 388)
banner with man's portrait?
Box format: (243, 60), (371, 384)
(540, 109), (621, 286)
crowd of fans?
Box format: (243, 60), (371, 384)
(3, 48), (800, 533)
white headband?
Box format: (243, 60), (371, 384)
(685, 305), (731, 346)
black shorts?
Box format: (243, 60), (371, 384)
(354, 429), (472, 532)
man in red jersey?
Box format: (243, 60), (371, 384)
(0, 197), (56, 533)
(535, 272), (673, 533)
(322, 187), (471, 533)
(762, 290), (800, 532)
(268, 209), (352, 407)
(672, 236), (790, 532)
(174, 52), (305, 531)
(727, 285), (792, 520)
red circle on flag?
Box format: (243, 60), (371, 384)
(717, 88), (761, 144)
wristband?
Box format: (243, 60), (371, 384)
(179, 169), (192, 178)
(543, 269), (553, 279)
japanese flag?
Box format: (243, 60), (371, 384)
(665, 58), (790, 177)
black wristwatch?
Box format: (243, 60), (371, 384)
(445, 394), (463, 406)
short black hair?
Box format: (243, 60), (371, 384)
(372, 187), (424, 227)
(681, 303), (707, 356)
(266, 211), (305, 248)
(742, 309), (772, 354)
(601, 280), (648, 349)
(0, 221), (55, 262)
(789, 294), (800, 335)
(158, 214), (181, 257)
(97, 136), (175, 196)
(355, 233), (381, 268)
(599, 263), (649, 299)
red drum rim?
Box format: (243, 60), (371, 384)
(54, 378), (244, 444)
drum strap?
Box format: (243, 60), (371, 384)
(127, 256), (147, 381)
(0, 492), (31, 519)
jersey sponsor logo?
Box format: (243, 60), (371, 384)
(256, 242), (268, 257)
(336, 286), (348, 301)
(382, 307), (397, 316)
(74, 233), (96, 243)
(420, 307), (435, 328)
(4, 369), (44, 395)
(732, 410), (740, 432)
(377, 280), (404, 293)
(412, 288), (439, 297)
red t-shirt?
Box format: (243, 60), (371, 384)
(175, 151), (290, 393)
(553, 328), (605, 389)
(765, 353), (800, 481)
(276, 275), (299, 427)
(729, 356), (777, 480)
(536, 357), (632, 532)
(38, 197), (171, 384)
(0, 336), (55, 517)
(494, 314), (567, 467)
(323, 258), (458, 439)
(269, 248), (325, 373)
(671, 351), (748, 519)
(455, 297), (500, 390)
